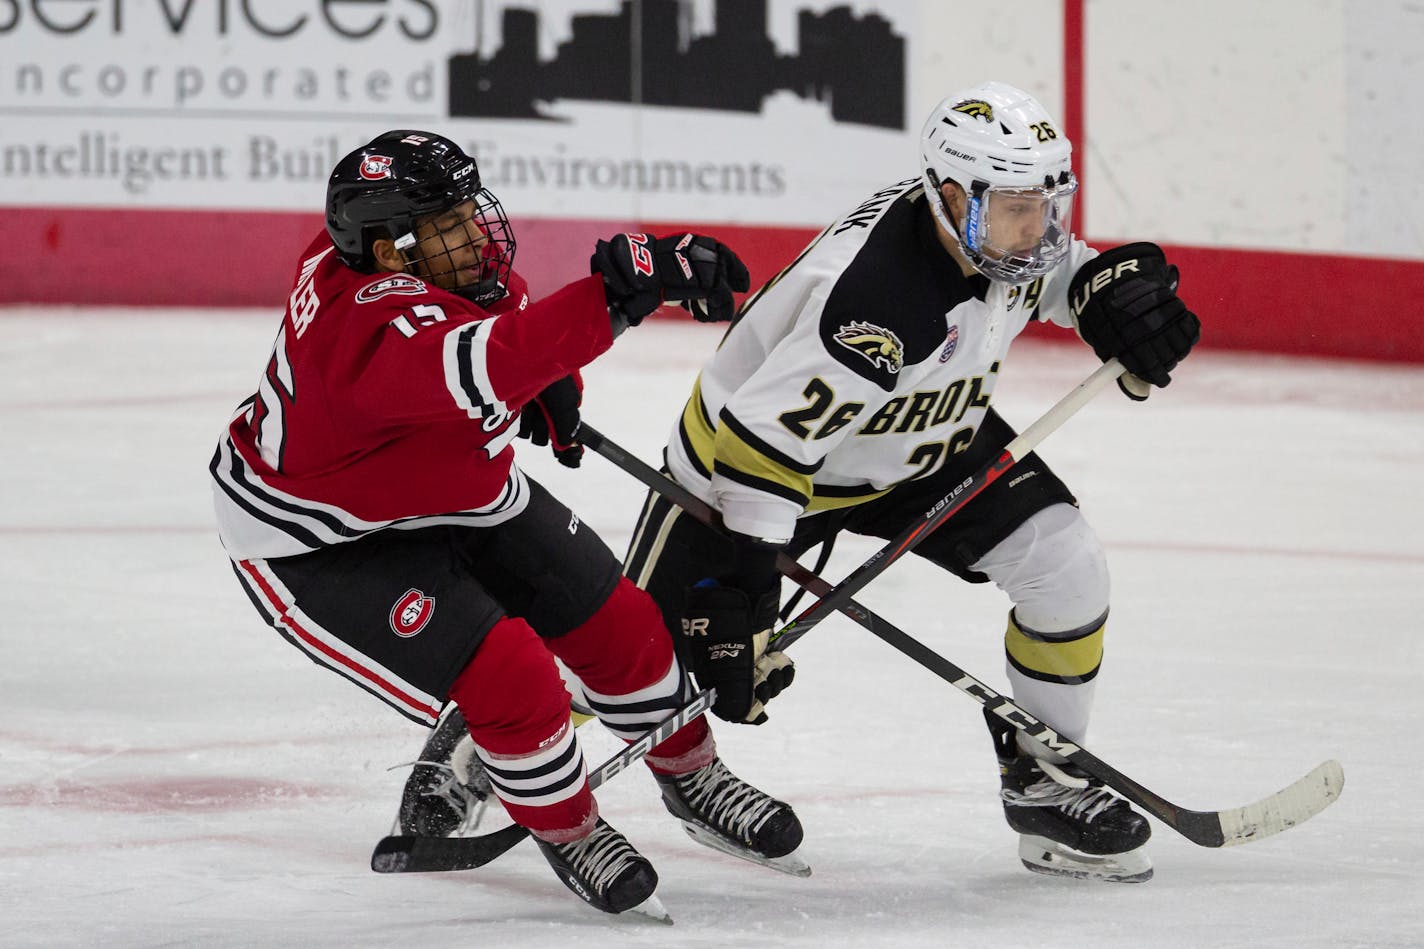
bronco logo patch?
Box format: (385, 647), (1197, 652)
(356, 274), (428, 303)
(834, 321), (904, 374)
(952, 99), (994, 122)
(390, 589), (436, 638)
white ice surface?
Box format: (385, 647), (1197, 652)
(2, 311), (1421, 948)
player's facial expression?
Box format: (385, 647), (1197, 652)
(409, 201), (490, 290)
(986, 191), (1051, 256)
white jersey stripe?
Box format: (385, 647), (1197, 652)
(213, 432), (532, 560)
(443, 318), (509, 419)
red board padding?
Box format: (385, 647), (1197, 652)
(6, 206), (1421, 363)
(1150, 243), (1420, 363)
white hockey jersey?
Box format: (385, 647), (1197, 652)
(665, 179), (1098, 542)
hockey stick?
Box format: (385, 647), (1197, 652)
(368, 360), (1122, 873)
(370, 687), (717, 873)
(769, 357), (1125, 653)
(579, 424), (1346, 848)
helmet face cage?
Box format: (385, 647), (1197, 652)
(394, 188), (516, 309)
(920, 82), (1077, 283)
(961, 175), (1077, 282)
(326, 130), (516, 307)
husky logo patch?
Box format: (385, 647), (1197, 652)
(390, 589), (435, 638)
(952, 99), (994, 122)
(834, 322), (904, 374)
(359, 154), (394, 180)
(356, 274), (428, 303)
(939, 324), (960, 363)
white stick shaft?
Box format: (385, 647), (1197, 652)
(1004, 357), (1125, 462)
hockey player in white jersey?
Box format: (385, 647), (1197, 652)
(622, 81), (1201, 883)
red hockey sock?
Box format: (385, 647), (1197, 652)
(546, 576), (714, 774)
(449, 617), (596, 842)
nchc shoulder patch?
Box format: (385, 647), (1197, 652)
(833, 321), (905, 375)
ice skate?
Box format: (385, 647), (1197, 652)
(988, 714), (1152, 882)
(534, 818), (668, 921)
(396, 707), (492, 837)
(654, 758), (809, 877)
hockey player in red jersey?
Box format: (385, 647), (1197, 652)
(210, 130), (803, 919)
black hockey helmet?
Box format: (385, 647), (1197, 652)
(326, 130), (515, 307)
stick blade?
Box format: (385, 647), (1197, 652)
(371, 823), (531, 873)
(1205, 759), (1346, 848)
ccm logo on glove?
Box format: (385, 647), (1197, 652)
(626, 234), (656, 276)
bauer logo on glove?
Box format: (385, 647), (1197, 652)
(679, 582), (794, 725)
(1068, 242), (1201, 391)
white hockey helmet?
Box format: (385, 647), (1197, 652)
(920, 81), (1078, 282)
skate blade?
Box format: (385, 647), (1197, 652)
(626, 894), (674, 925)
(680, 822), (812, 877)
(1018, 835), (1153, 883)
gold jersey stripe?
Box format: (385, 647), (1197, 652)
(1004, 615), (1104, 683)
(713, 424), (814, 506)
(806, 486), (892, 511)
(680, 378), (892, 512)
(680, 381), (815, 505)
(680, 377), (717, 477)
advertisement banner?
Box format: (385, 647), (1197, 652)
(1, 0), (917, 223)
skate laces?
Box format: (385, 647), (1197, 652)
(1002, 757), (1119, 823)
(390, 750), (489, 833)
(423, 761), (483, 818)
(674, 760), (781, 842)
(555, 822), (641, 894)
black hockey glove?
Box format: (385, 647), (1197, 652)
(679, 538), (794, 725)
(590, 233), (750, 328)
(517, 374), (584, 468)
(1070, 242), (1201, 394)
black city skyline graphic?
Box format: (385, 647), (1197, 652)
(448, 1), (905, 129)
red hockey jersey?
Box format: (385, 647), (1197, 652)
(211, 233), (612, 561)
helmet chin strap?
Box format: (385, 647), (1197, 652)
(454, 278), (506, 307)
(926, 174), (994, 279)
